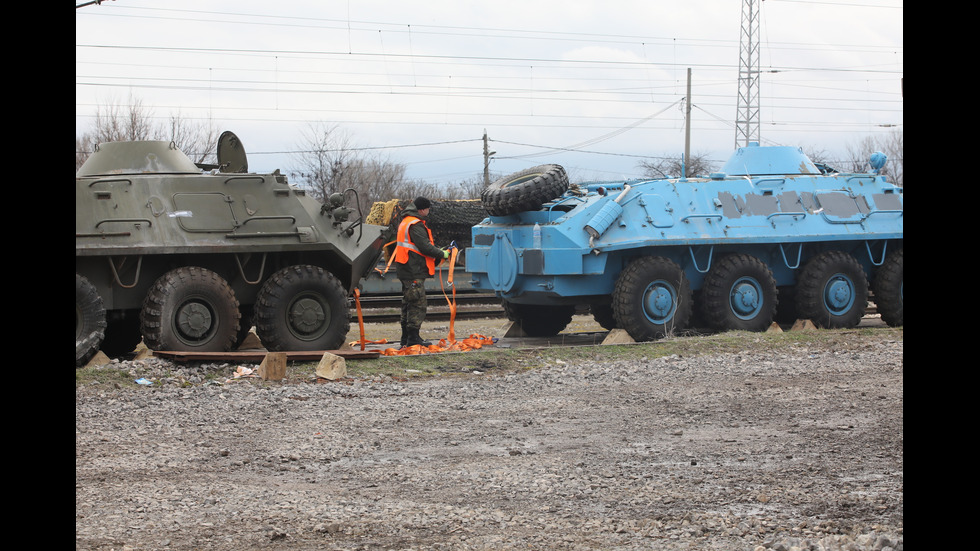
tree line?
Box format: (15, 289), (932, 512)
(75, 98), (487, 216)
(76, 97), (903, 217)
(638, 129), (902, 188)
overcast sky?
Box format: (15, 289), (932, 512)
(75, 0), (903, 185)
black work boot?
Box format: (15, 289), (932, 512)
(405, 328), (431, 347)
(399, 323), (408, 348)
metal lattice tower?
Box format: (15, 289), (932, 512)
(735, 0), (761, 148)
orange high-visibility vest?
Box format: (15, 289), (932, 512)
(394, 215), (436, 276)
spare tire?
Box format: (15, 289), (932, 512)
(481, 164), (568, 216)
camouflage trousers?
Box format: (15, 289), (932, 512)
(400, 279), (428, 331)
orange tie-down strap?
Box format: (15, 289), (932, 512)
(350, 246), (498, 356)
(381, 334), (495, 356)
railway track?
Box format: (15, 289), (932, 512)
(352, 292), (880, 325)
(352, 292), (505, 323)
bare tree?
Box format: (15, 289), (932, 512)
(839, 129), (903, 186)
(76, 133), (96, 172)
(92, 95), (155, 143)
(876, 128), (903, 187)
(445, 175), (488, 199)
(638, 152), (717, 179)
(77, 95), (222, 169)
(165, 111), (220, 165)
(289, 122), (417, 215)
(289, 122), (356, 202)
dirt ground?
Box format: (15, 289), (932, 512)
(76, 317), (903, 550)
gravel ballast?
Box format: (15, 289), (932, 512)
(76, 321), (903, 551)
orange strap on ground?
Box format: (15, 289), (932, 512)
(350, 288), (388, 351)
(380, 334), (495, 356)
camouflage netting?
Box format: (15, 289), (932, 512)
(368, 199), (489, 264)
(366, 199), (402, 227)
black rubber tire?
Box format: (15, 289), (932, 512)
(140, 267), (241, 352)
(254, 265), (350, 351)
(100, 314), (143, 358)
(795, 251), (868, 329)
(612, 256), (692, 342)
(481, 164), (568, 216)
(699, 254), (778, 332)
(76, 273), (107, 367)
(872, 248), (903, 327)
(503, 301), (575, 337)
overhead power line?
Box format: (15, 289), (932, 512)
(75, 44), (903, 75)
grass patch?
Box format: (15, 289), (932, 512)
(300, 325), (903, 381)
(75, 365), (137, 387)
(76, 326), (902, 387)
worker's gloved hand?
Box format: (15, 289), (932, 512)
(442, 249), (450, 259)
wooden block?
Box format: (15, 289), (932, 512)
(236, 331), (263, 350)
(501, 321), (527, 338)
(259, 352), (287, 380)
(766, 322), (783, 333)
(316, 352), (347, 380)
(601, 329), (635, 345)
(84, 350), (111, 368)
(789, 319), (817, 331)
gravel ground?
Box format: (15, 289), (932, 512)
(76, 317), (903, 551)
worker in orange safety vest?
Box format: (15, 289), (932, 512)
(394, 197), (450, 347)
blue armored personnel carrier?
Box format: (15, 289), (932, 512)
(465, 143), (903, 341)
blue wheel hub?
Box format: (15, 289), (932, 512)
(823, 273), (855, 315)
(730, 277), (763, 320)
(642, 280), (677, 324)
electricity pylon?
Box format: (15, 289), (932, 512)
(735, 0), (761, 149)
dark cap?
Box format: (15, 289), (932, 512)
(414, 197), (431, 210)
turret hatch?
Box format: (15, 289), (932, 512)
(217, 131), (249, 173)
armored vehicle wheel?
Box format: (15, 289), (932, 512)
(872, 248), (903, 327)
(140, 267), (241, 352)
(481, 164), (568, 216)
(100, 315), (143, 358)
(613, 256), (692, 341)
(699, 254), (777, 332)
(795, 250), (868, 329)
(503, 301), (575, 337)
(254, 265), (350, 351)
(76, 274), (107, 367)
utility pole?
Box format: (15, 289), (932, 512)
(684, 68), (691, 177)
(483, 129), (495, 187)
(735, 0), (761, 149)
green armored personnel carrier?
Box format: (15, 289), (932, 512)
(76, 132), (387, 366)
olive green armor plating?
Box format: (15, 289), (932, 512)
(76, 132), (387, 365)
